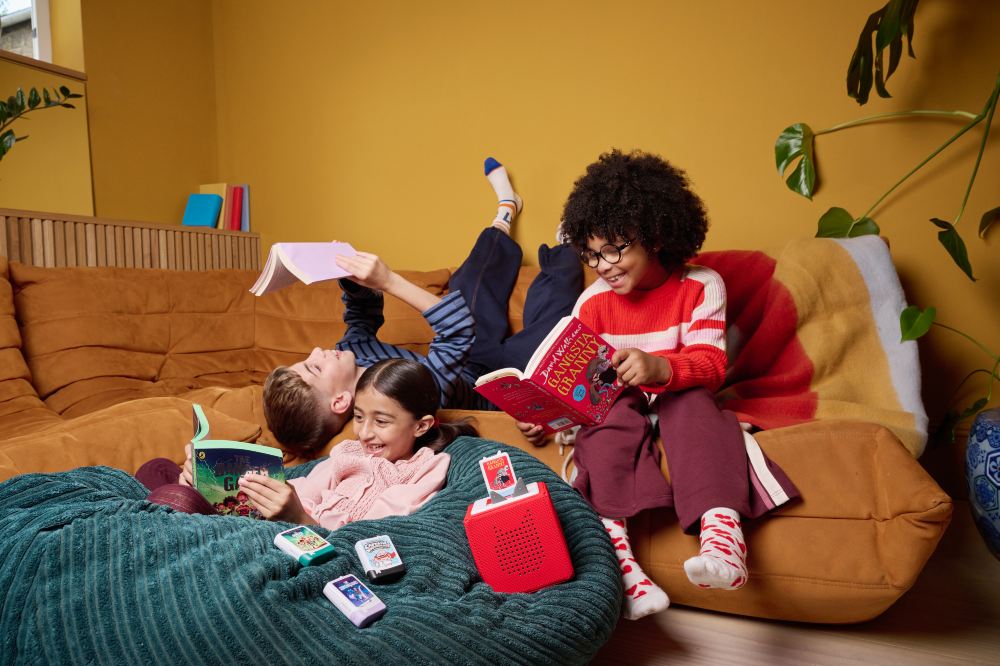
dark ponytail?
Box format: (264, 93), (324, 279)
(356, 359), (479, 453)
(417, 417), (479, 453)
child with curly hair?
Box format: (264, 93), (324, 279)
(553, 149), (799, 620)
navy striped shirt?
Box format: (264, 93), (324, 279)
(335, 281), (486, 409)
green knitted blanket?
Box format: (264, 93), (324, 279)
(0, 438), (620, 665)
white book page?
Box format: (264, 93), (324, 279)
(522, 315), (573, 376)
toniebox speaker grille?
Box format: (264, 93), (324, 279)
(493, 509), (545, 575)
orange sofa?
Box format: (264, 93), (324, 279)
(0, 233), (951, 624)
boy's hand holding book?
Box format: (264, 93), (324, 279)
(334, 251), (394, 292)
(613, 348), (672, 387)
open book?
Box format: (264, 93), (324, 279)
(474, 316), (624, 433)
(250, 241), (357, 296)
(189, 404), (285, 518)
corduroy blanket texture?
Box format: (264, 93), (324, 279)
(0, 437), (620, 665)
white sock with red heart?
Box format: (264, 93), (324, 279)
(484, 156), (522, 234)
(602, 516), (669, 619)
(683, 507), (748, 590)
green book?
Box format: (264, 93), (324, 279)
(189, 404), (284, 519)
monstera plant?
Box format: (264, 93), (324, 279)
(773, 0), (999, 443)
(0, 84), (82, 162)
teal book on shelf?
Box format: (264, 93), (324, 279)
(182, 193), (224, 227)
(240, 184), (250, 232)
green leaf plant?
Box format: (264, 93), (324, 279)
(775, 0), (999, 443)
(0, 85), (83, 162)
(901, 306), (999, 445)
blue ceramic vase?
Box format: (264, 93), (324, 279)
(967, 408), (1000, 560)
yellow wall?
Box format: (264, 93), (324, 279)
(0, 55), (92, 214)
(80, 0), (1000, 426)
(50, 0), (85, 72)
(80, 0), (218, 225)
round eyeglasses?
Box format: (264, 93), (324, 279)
(579, 239), (634, 268)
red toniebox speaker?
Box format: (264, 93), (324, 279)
(463, 481), (574, 593)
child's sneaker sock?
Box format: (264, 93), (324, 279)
(484, 156), (522, 234)
(602, 517), (670, 620)
(683, 507), (748, 590)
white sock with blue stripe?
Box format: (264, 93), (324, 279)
(484, 156), (522, 234)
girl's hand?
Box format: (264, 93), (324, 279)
(178, 443), (194, 486)
(515, 420), (548, 447)
(612, 348), (671, 387)
(238, 474), (316, 524)
(335, 251), (393, 292)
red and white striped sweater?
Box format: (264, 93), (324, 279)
(571, 264), (727, 394)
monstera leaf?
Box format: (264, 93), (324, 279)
(815, 207), (880, 238)
(775, 123), (816, 199)
(847, 0), (919, 105)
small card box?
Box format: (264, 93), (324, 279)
(273, 525), (335, 566)
(323, 574), (387, 628)
(354, 535), (405, 582)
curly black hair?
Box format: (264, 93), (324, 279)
(560, 149), (709, 272)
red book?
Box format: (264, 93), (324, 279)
(228, 185), (243, 230)
(474, 316), (624, 433)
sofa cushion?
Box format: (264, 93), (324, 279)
(0, 257), (61, 436)
(328, 409), (950, 622)
(10, 263), (257, 417)
(0, 397), (261, 482)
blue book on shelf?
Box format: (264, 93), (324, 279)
(182, 193), (224, 227)
(240, 184), (250, 232)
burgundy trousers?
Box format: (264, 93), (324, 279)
(135, 458), (216, 515)
(572, 387), (799, 533)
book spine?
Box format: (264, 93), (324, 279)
(229, 186), (244, 230)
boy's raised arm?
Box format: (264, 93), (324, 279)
(336, 251), (441, 313)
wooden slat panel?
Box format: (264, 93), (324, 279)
(95, 224), (107, 266)
(54, 221), (66, 266)
(31, 218), (44, 266)
(132, 229), (142, 268)
(115, 227), (125, 268)
(42, 219), (55, 267)
(123, 226), (134, 268)
(0, 217), (8, 260)
(166, 231), (176, 269)
(21, 217), (30, 263)
(157, 230), (168, 268)
(64, 220), (76, 265)
(75, 224), (86, 267)
(84, 224), (97, 267)
(105, 225), (116, 267)
(182, 233), (191, 270)
(0, 209), (260, 270)
(141, 228), (151, 268)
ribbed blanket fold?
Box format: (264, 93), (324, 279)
(0, 438), (620, 665)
